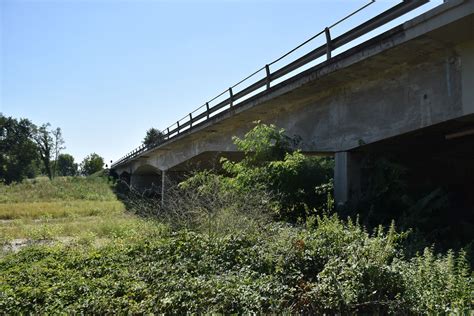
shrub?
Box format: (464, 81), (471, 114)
(0, 215), (471, 314)
(124, 170), (275, 237)
(178, 122), (334, 222)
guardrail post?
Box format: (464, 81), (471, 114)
(265, 64), (271, 90)
(167, 127), (170, 139)
(229, 87), (234, 107)
(206, 102), (210, 119)
(177, 121), (180, 134)
(189, 113), (193, 127)
(325, 27), (332, 60)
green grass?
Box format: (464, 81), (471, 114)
(0, 200), (124, 220)
(0, 176), (163, 247)
(0, 176), (117, 203)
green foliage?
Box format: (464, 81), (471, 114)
(32, 123), (56, 179)
(80, 153), (104, 176)
(0, 114), (66, 182)
(395, 248), (473, 313)
(0, 114), (38, 184)
(222, 152), (333, 220)
(0, 215), (471, 314)
(232, 121), (292, 165)
(143, 128), (165, 148)
(51, 127), (65, 178)
(56, 153), (78, 176)
(183, 122), (334, 221)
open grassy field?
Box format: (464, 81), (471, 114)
(0, 177), (164, 250)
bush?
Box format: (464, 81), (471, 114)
(222, 151), (334, 221)
(124, 170), (275, 236)
(177, 122), (334, 222)
(0, 215), (471, 313)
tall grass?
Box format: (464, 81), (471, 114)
(0, 176), (163, 247)
(0, 177), (117, 203)
(0, 213), (166, 244)
(0, 200), (124, 220)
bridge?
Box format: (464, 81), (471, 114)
(112, 0), (474, 206)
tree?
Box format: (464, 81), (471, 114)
(32, 124), (65, 179)
(57, 153), (78, 176)
(0, 114), (38, 183)
(143, 128), (164, 148)
(80, 153), (104, 176)
(51, 128), (65, 177)
(32, 124), (53, 179)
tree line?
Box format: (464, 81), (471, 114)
(0, 114), (105, 184)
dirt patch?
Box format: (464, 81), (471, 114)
(2, 237), (74, 253)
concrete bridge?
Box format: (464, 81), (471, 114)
(112, 0), (474, 206)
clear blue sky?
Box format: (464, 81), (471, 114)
(1, 0), (441, 165)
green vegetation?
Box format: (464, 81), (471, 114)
(80, 153), (104, 176)
(180, 122), (334, 222)
(1, 113), (106, 183)
(143, 127), (165, 148)
(0, 177), (161, 247)
(1, 212), (472, 313)
(0, 177), (116, 203)
(33, 123), (65, 179)
(346, 154), (474, 262)
(0, 115), (38, 183)
(0, 122), (472, 313)
(56, 153), (78, 176)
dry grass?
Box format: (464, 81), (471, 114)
(0, 176), (117, 203)
(0, 177), (166, 250)
(0, 200), (124, 220)
(0, 212), (163, 243)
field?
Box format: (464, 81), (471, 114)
(0, 177), (472, 313)
(0, 177), (163, 252)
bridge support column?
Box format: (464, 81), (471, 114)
(334, 151), (361, 207)
(161, 170), (166, 207)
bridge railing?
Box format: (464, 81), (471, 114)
(112, 0), (429, 168)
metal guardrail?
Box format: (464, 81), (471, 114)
(112, 0), (429, 168)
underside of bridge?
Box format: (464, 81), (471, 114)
(338, 114), (474, 250)
(339, 113), (474, 203)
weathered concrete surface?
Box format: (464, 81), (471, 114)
(334, 152), (362, 207)
(114, 0), (474, 202)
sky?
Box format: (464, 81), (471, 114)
(1, 0), (443, 165)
